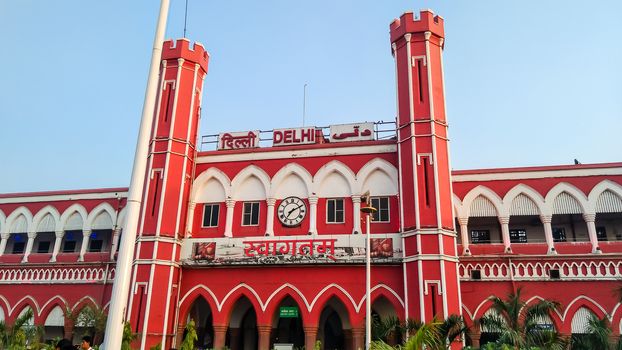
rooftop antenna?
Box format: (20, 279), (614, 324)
(303, 83), (308, 126)
(183, 0), (189, 37)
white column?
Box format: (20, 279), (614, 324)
(78, 229), (92, 262)
(540, 215), (556, 254)
(499, 216), (512, 253)
(0, 233), (10, 256)
(224, 198), (235, 237)
(21, 232), (36, 263)
(109, 228), (122, 261)
(583, 213), (601, 253)
(458, 217), (470, 255)
(265, 198), (276, 236)
(308, 195), (318, 236)
(352, 195), (362, 234)
(185, 201), (197, 238)
(50, 231), (64, 262)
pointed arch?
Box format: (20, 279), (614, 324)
(71, 295), (99, 316)
(453, 194), (464, 218)
(462, 186), (504, 218)
(588, 180), (622, 206)
(313, 160), (356, 197)
(503, 184), (546, 216)
(523, 295), (563, 331)
(0, 209), (5, 234)
(6, 207), (34, 234)
(311, 284), (359, 326)
(32, 206), (61, 233)
(10, 295), (40, 319)
(178, 285), (221, 324)
(264, 286), (312, 326)
(354, 158), (398, 195)
(231, 165), (271, 201)
(269, 163), (313, 198)
(191, 167), (232, 203)
(59, 204), (88, 231)
(370, 287), (405, 321)
(39, 295), (69, 318)
(545, 182), (590, 215)
(562, 295), (608, 322)
(86, 202), (116, 230)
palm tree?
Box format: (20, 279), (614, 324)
(570, 313), (622, 350)
(479, 287), (566, 350)
(0, 308), (42, 349)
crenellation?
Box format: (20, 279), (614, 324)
(162, 38), (209, 72)
(389, 9), (445, 43)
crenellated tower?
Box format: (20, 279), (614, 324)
(390, 9), (461, 329)
(128, 39), (209, 350)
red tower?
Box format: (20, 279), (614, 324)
(128, 39), (209, 349)
(390, 10), (462, 326)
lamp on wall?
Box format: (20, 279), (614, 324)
(360, 190), (376, 350)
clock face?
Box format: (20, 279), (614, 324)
(277, 196), (307, 227)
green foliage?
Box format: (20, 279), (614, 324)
(122, 321), (137, 350)
(180, 319), (198, 350)
(570, 313), (620, 350)
(150, 343), (163, 350)
(478, 287), (566, 350)
(313, 340), (321, 350)
(0, 308), (43, 349)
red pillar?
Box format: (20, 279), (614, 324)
(127, 39), (209, 350)
(213, 324), (228, 350)
(258, 325), (272, 350)
(304, 326), (318, 350)
(351, 327), (365, 350)
(390, 10), (461, 326)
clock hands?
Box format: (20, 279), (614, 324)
(286, 204), (305, 219)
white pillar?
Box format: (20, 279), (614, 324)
(308, 195), (318, 236)
(185, 201), (197, 238)
(265, 198), (276, 236)
(78, 229), (92, 262)
(583, 213), (601, 253)
(0, 233), (10, 256)
(540, 215), (556, 254)
(224, 198), (235, 237)
(458, 217), (470, 255)
(352, 195), (362, 234)
(21, 232), (36, 263)
(50, 231), (64, 262)
(109, 228), (121, 261)
(499, 216), (512, 253)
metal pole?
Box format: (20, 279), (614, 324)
(102, 0), (170, 348)
(365, 212), (371, 350)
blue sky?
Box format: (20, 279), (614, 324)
(0, 1), (620, 193)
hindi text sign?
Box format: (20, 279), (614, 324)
(218, 130), (260, 150)
(329, 122), (374, 143)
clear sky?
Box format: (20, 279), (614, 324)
(0, 1), (620, 193)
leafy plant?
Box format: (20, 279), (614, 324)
(180, 319), (197, 350)
(122, 321), (137, 350)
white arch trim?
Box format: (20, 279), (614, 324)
(562, 295), (609, 321)
(32, 206), (61, 233)
(191, 168), (232, 202)
(39, 295), (69, 317)
(0, 210), (5, 234)
(588, 180), (622, 210)
(312, 160), (356, 195)
(10, 295), (41, 316)
(85, 202), (117, 230)
(461, 185), (504, 218)
(71, 295), (99, 311)
(502, 184), (547, 216)
(5, 207), (34, 234)
(354, 158), (399, 195)
(524, 295), (564, 321)
(59, 204), (88, 231)
(269, 163), (313, 198)
(544, 182), (590, 215)
(231, 165), (271, 200)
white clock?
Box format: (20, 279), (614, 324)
(277, 196), (307, 227)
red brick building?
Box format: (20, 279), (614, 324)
(0, 9), (620, 350)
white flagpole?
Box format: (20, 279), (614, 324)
(102, 0), (170, 348)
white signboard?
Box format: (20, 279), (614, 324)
(183, 233), (402, 265)
(218, 130), (260, 150)
(329, 122), (374, 143)
(273, 127), (317, 147)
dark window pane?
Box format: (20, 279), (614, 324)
(336, 199), (343, 211)
(12, 242), (25, 254)
(597, 227), (607, 241)
(37, 241), (51, 253)
(203, 204), (220, 227)
(552, 227), (566, 242)
(510, 229), (527, 243)
(251, 203), (259, 225)
(89, 240), (103, 252)
(327, 200), (335, 222)
(211, 205), (219, 226)
(63, 240), (76, 253)
(471, 230), (491, 244)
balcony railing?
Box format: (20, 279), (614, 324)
(0, 263), (115, 284)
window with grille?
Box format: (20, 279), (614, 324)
(596, 226), (608, 241)
(510, 229), (528, 243)
(327, 199), (345, 223)
(553, 227), (567, 242)
(371, 197), (390, 222)
(470, 230), (491, 244)
(242, 202), (260, 226)
(202, 204), (220, 227)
